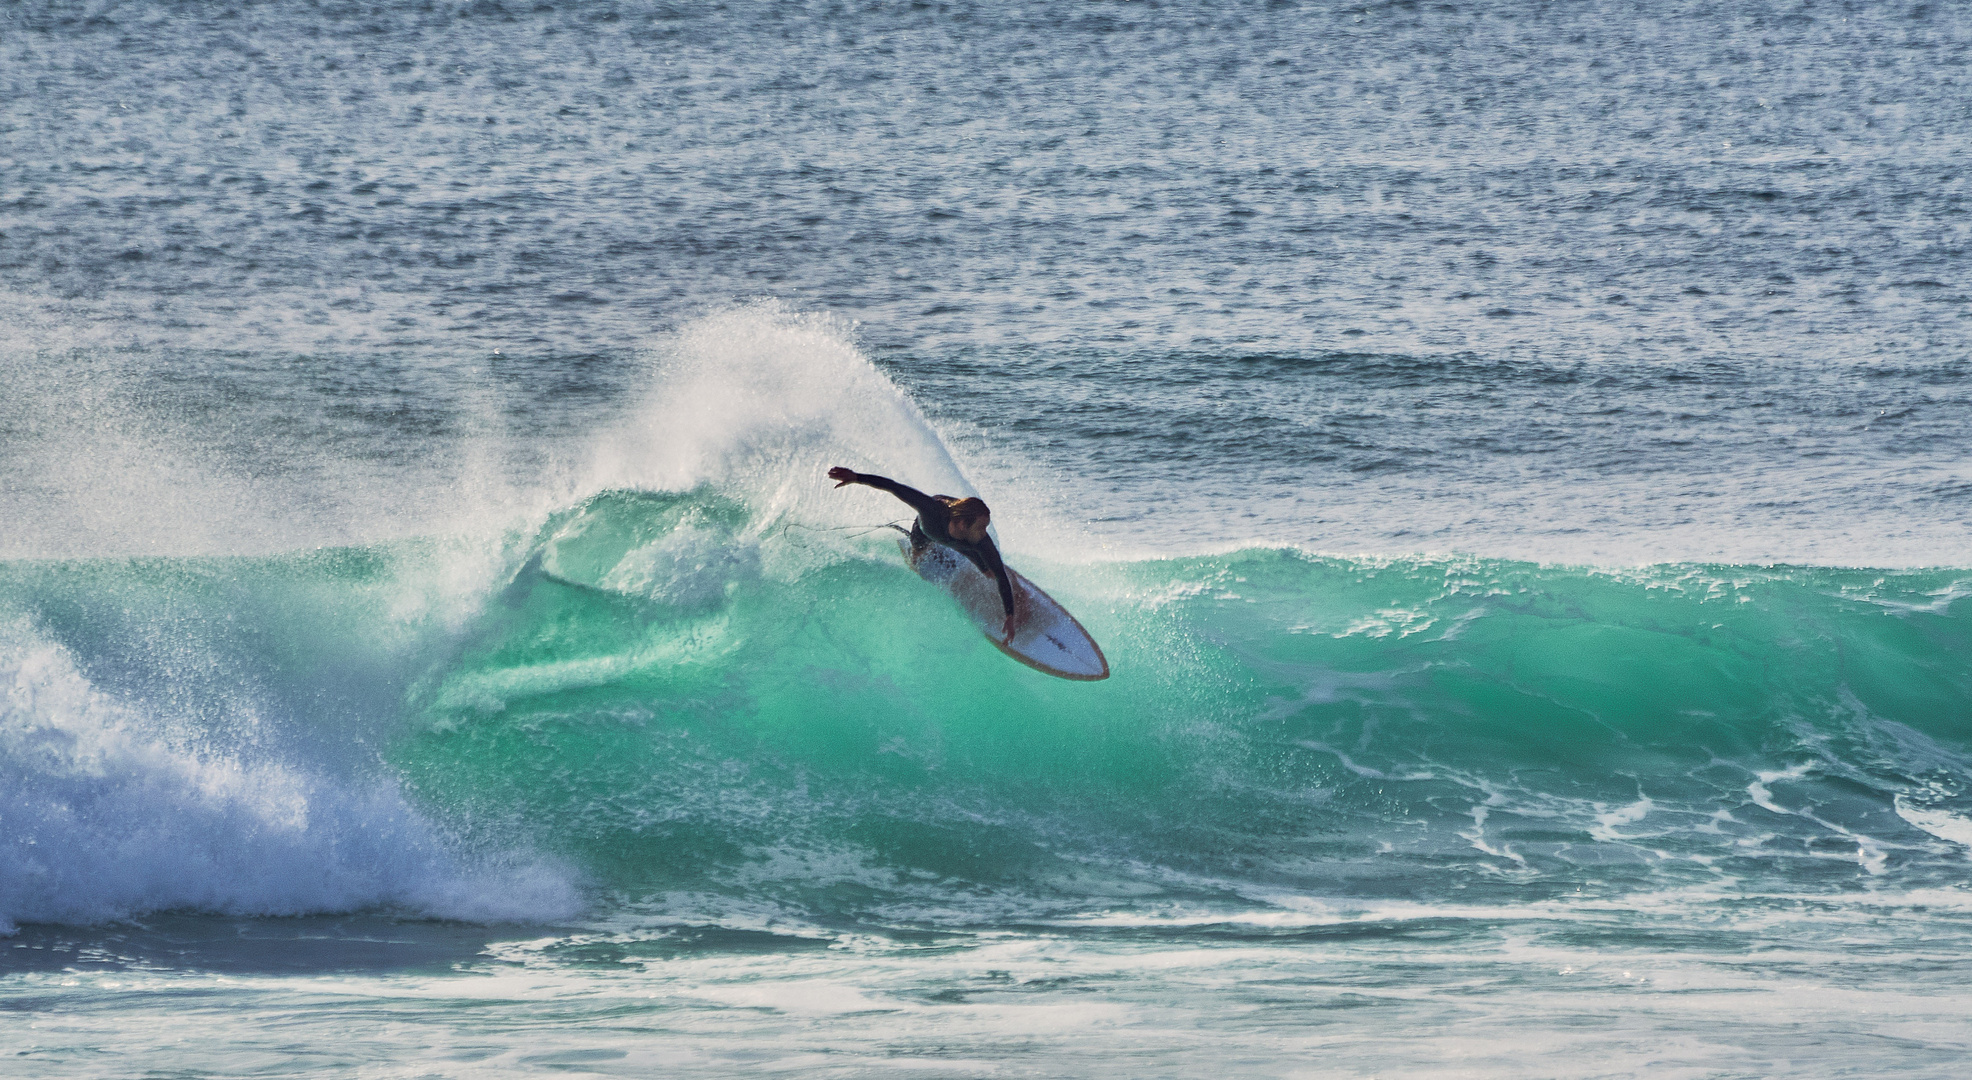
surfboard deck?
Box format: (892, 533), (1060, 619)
(896, 534), (1109, 681)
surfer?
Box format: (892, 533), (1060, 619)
(827, 467), (1020, 641)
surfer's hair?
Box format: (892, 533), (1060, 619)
(947, 497), (990, 542)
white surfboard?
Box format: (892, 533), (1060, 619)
(897, 534), (1109, 681)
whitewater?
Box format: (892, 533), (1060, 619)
(5, 2), (1972, 1077)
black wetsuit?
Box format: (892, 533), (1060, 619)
(835, 471), (1017, 629)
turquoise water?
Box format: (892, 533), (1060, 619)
(11, 487), (1972, 932)
(7, 476), (1972, 1074)
(5, 1), (1972, 1075)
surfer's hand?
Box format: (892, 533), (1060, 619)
(1002, 614), (1018, 642)
(827, 466), (858, 488)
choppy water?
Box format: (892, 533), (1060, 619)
(4, 2), (1971, 1077)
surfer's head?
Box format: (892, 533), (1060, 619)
(946, 497), (991, 543)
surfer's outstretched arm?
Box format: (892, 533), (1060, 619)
(829, 466), (1019, 641)
(827, 467), (946, 519)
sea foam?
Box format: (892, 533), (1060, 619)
(0, 620), (579, 932)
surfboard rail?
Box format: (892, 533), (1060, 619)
(896, 534), (1109, 681)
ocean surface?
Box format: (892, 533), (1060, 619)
(3, 1), (1970, 1076)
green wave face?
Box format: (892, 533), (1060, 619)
(4, 486), (1967, 929)
(379, 489), (1972, 923)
